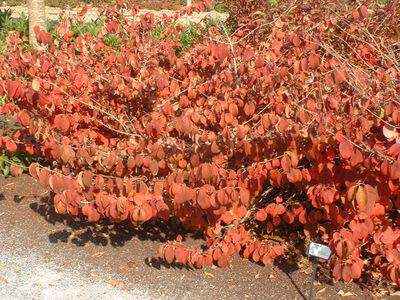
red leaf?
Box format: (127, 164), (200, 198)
(252, 249), (260, 262)
(351, 263), (362, 279)
(54, 114), (70, 133)
(244, 102), (255, 116)
(334, 69), (347, 84)
(88, 207), (100, 222)
(243, 48), (255, 62)
(281, 156), (291, 172)
(213, 248), (222, 261)
(360, 5), (368, 19)
(339, 140), (352, 159)
(6, 80), (24, 99)
(197, 189), (210, 210)
(390, 162), (400, 180)
(381, 227), (395, 245)
(262, 254), (272, 266)
(28, 163), (39, 179)
(388, 144), (400, 158)
(308, 53), (320, 69)
(48, 175), (66, 194)
(54, 194), (67, 214)
(18, 110), (30, 127)
(350, 149), (363, 166)
(38, 168), (50, 188)
(256, 209), (267, 221)
(174, 247), (189, 264)
(271, 245), (285, 256)
(239, 188), (250, 205)
(298, 209), (307, 224)
(333, 262), (342, 281)
(138, 180), (149, 194)
(164, 246), (175, 264)
(342, 264), (352, 282)
(149, 159), (159, 176)
(221, 211), (233, 224)
(217, 254), (230, 268)
(158, 245), (165, 259)
(10, 165), (23, 176)
(5, 141), (17, 152)
(353, 10), (360, 21)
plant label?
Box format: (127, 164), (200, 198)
(307, 242), (331, 260)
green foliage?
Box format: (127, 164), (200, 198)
(0, 11), (28, 51)
(0, 97), (30, 176)
(150, 22), (201, 54)
(0, 155), (11, 176)
(4, 0), (84, 8)
(103, 33), (121, 50)
(0, 8), (12, 26)
(214, 3), (228, 13)
(0, 95), (6, 106)
(268, 0), (280, 5)
(0, 154), (27, 176)
(70, 19), (104, 37)
(176, 24), (198, 53)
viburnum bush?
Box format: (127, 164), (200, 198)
(0, 0), (399, 287)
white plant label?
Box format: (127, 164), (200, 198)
(307, 242), (331, 260)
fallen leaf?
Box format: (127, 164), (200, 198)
(105, 279), (127, 290)
(204, 272), (215, 278)
(92, 251), (105, 258)
(32, 79), (40, 91)
(383, 125), (399, 142)
(2, 182), (15, 189)
(90, 273), (100, 278)
(269, 273), (275, 279)
(390, 291), (400, 296)
(0, 264), (6, 270)
(338, 290), (357, 297)
(301, 267), (313, 275)
(298, 257), (310, 268)
(255, 273), (261, 279)
(118, 265), (129, 271)
(39, 190), (48, 196)
(373, 289), (388, 298)
(316, 287), (327, 295)
(126, 260), (135, 268)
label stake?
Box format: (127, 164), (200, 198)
(306, 242), (332, 300)
(307, 256), (318, 300)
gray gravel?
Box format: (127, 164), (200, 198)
(0, 175), (374, 300)
(0, 5), (229, 25)
(0, 238), (159, 300)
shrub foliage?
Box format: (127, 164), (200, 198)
(0, 0), (399, 287)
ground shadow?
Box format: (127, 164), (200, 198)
(29, 194), (203, 250)
(275, 259), (307, 300)
(144, 257), (193, 271)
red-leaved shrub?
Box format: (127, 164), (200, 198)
(0, 0), (399, 287)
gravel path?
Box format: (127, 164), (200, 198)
(0, 175), (374, 300)
(0, 247), (156, 300)
(0, 5), (229, 24)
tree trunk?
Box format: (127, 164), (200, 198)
(28, 0), (46, 48)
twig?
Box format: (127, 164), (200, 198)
(220, 21), (239, 86)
